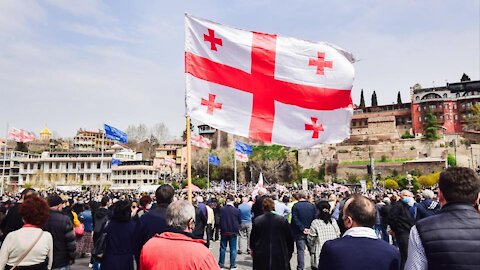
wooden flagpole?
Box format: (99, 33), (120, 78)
(186, 117), (192, 203)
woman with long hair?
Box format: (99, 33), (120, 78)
(101, 200), (136, 270)
(0, 196), (53, 270)
(307, 200), (341, 270)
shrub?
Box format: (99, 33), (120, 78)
(384, 179), (399, 189)
(410, 146), (416, 150)
(401, 131), (415, 139)
(447, 153), (456, 167)
(418, 172), (440, 187)
(380, 155), (388, 162)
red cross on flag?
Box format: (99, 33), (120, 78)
(185, 14), (355, 148)
(8, 128), (36, 143)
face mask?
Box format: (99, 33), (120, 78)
(403, 197), (414, 207)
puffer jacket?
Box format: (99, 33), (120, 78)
(43, 210), (76, 268)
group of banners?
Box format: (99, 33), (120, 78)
(192, 133), (253, 166)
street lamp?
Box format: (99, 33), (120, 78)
(406, 172), (413, 190)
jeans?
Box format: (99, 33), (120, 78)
(206, 224), (213, 247)
(296, 236), (307, 270)
(374, 224), (389, 243)
(219, 234), (238, 268)
(238, 223), (252, 253)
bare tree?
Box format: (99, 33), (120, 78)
(150, 123), (171, 143)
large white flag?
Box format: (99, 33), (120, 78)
(185, 14), (355, 148)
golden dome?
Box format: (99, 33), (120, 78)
(40, 126), (52, 135)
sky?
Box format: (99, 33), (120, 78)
(0, 0), (479, 139)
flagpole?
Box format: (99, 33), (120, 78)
(1, 123), (9, 196)
(207, 153), (210, 191)
(234, 151), (237, 194)
(100, 125), (105, 192)
(186, 117), (192, 203)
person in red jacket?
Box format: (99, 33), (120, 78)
(140, 200), (219, 270)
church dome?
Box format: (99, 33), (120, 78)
(40, 127), (52, 135)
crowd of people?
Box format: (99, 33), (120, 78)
(0, 166), (478, 270)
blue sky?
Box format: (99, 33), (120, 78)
(0, 0), (478, 138)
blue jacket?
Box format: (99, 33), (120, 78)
(291, 200), (316, 237)
(79, 210), (93, 232)
(132, 204), (169, 265)
(238, 203), (252, 224)
(318, 236), (400, 270)
(220, 204), (241, 235)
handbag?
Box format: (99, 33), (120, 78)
(92, 221), (109, 262)
(11, 231), (44, 270)
(75, 223), (85, 237)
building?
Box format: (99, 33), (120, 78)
(412, 78), (480, 135)
(348, 102), (412, 143)
(39, 126), (52, 141)
(73, 129), (114, 151)
(0, 151), (40, 190)
(198, 124), (233, 149)
(153, 140), (186, 175)
(111, 160), (159, 189)
(18, 151), (114, 187)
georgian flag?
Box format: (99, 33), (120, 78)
(8, 128), (35, 143)
(164, 157), (176, 167)
(185, 14), (355, 148)
(191, 133), (211, 149)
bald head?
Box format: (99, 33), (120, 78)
(344, 195), (376, 228)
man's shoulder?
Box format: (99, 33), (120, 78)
(325, 236), (398, 253)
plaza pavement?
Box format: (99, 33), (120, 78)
(72, 238), (312, 269)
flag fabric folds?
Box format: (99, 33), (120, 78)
(104, 124), (128, 144)
(164, 157), (176, 167)
(185, 14), (355, 148)
(208, 154), (220, 166)
(8, 128), (35, 143)
(191, 133), (211, 148)
(234, 141), (252, 162)
(111, 158), (122, 167)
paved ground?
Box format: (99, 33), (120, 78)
(71, 237), (311, 269)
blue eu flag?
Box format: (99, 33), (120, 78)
(208, 154), (220, 166)
(104, 124), (128, 143)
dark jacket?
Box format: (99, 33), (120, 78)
(291, 200), (316, 238)
(379, 204), (392, 226)
(252, 195), (267, 220)
(388, 201), (415, 235)
(220, 204), (241, 235)
(416, 199), (440, 221)
(0, 203), (23, 241)
(416, 203), (480, 270)
(318, 236), (400, 270)
(192, 206), (207, 238)
(93, 207), (111, 241)
(250, 212), (294, 270)
(42, 210), (76, 269)
(101, 220), (136, 270)
(132, 204), (169, 265)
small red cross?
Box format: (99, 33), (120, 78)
(309, 52), (333, 75)
(204, 29), (223, 51)
(201, 93), (222, 114)
(305, 117), (324, 138)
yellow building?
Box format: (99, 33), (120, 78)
(40, 126), (52, 141)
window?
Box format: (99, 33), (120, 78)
(443, 93), (447, 98)
(97, 162), (101, 169)
(454, 104), (457, 109)
(440, 115), (443, 120)
(446, 114), (450, 120)
(454, 114), (458, 120)
(456, 93), (460, 98)
(415, 96), (420, 101)
(417, 107), (421, 112)
(446, 104), (449, 109)
(418, 116), (422, 122)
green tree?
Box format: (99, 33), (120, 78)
(359, 89), (365, 108)
(15, 142), (28, 152)
(447, 153), (456, 167)
(418, 172), (440, 187)
(424, 109), (439, 141)
(464, 104), (480, 131)
(182, 121), (194, 140)
(397, 91), (402, 104)
(371, 91), (378, 107)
